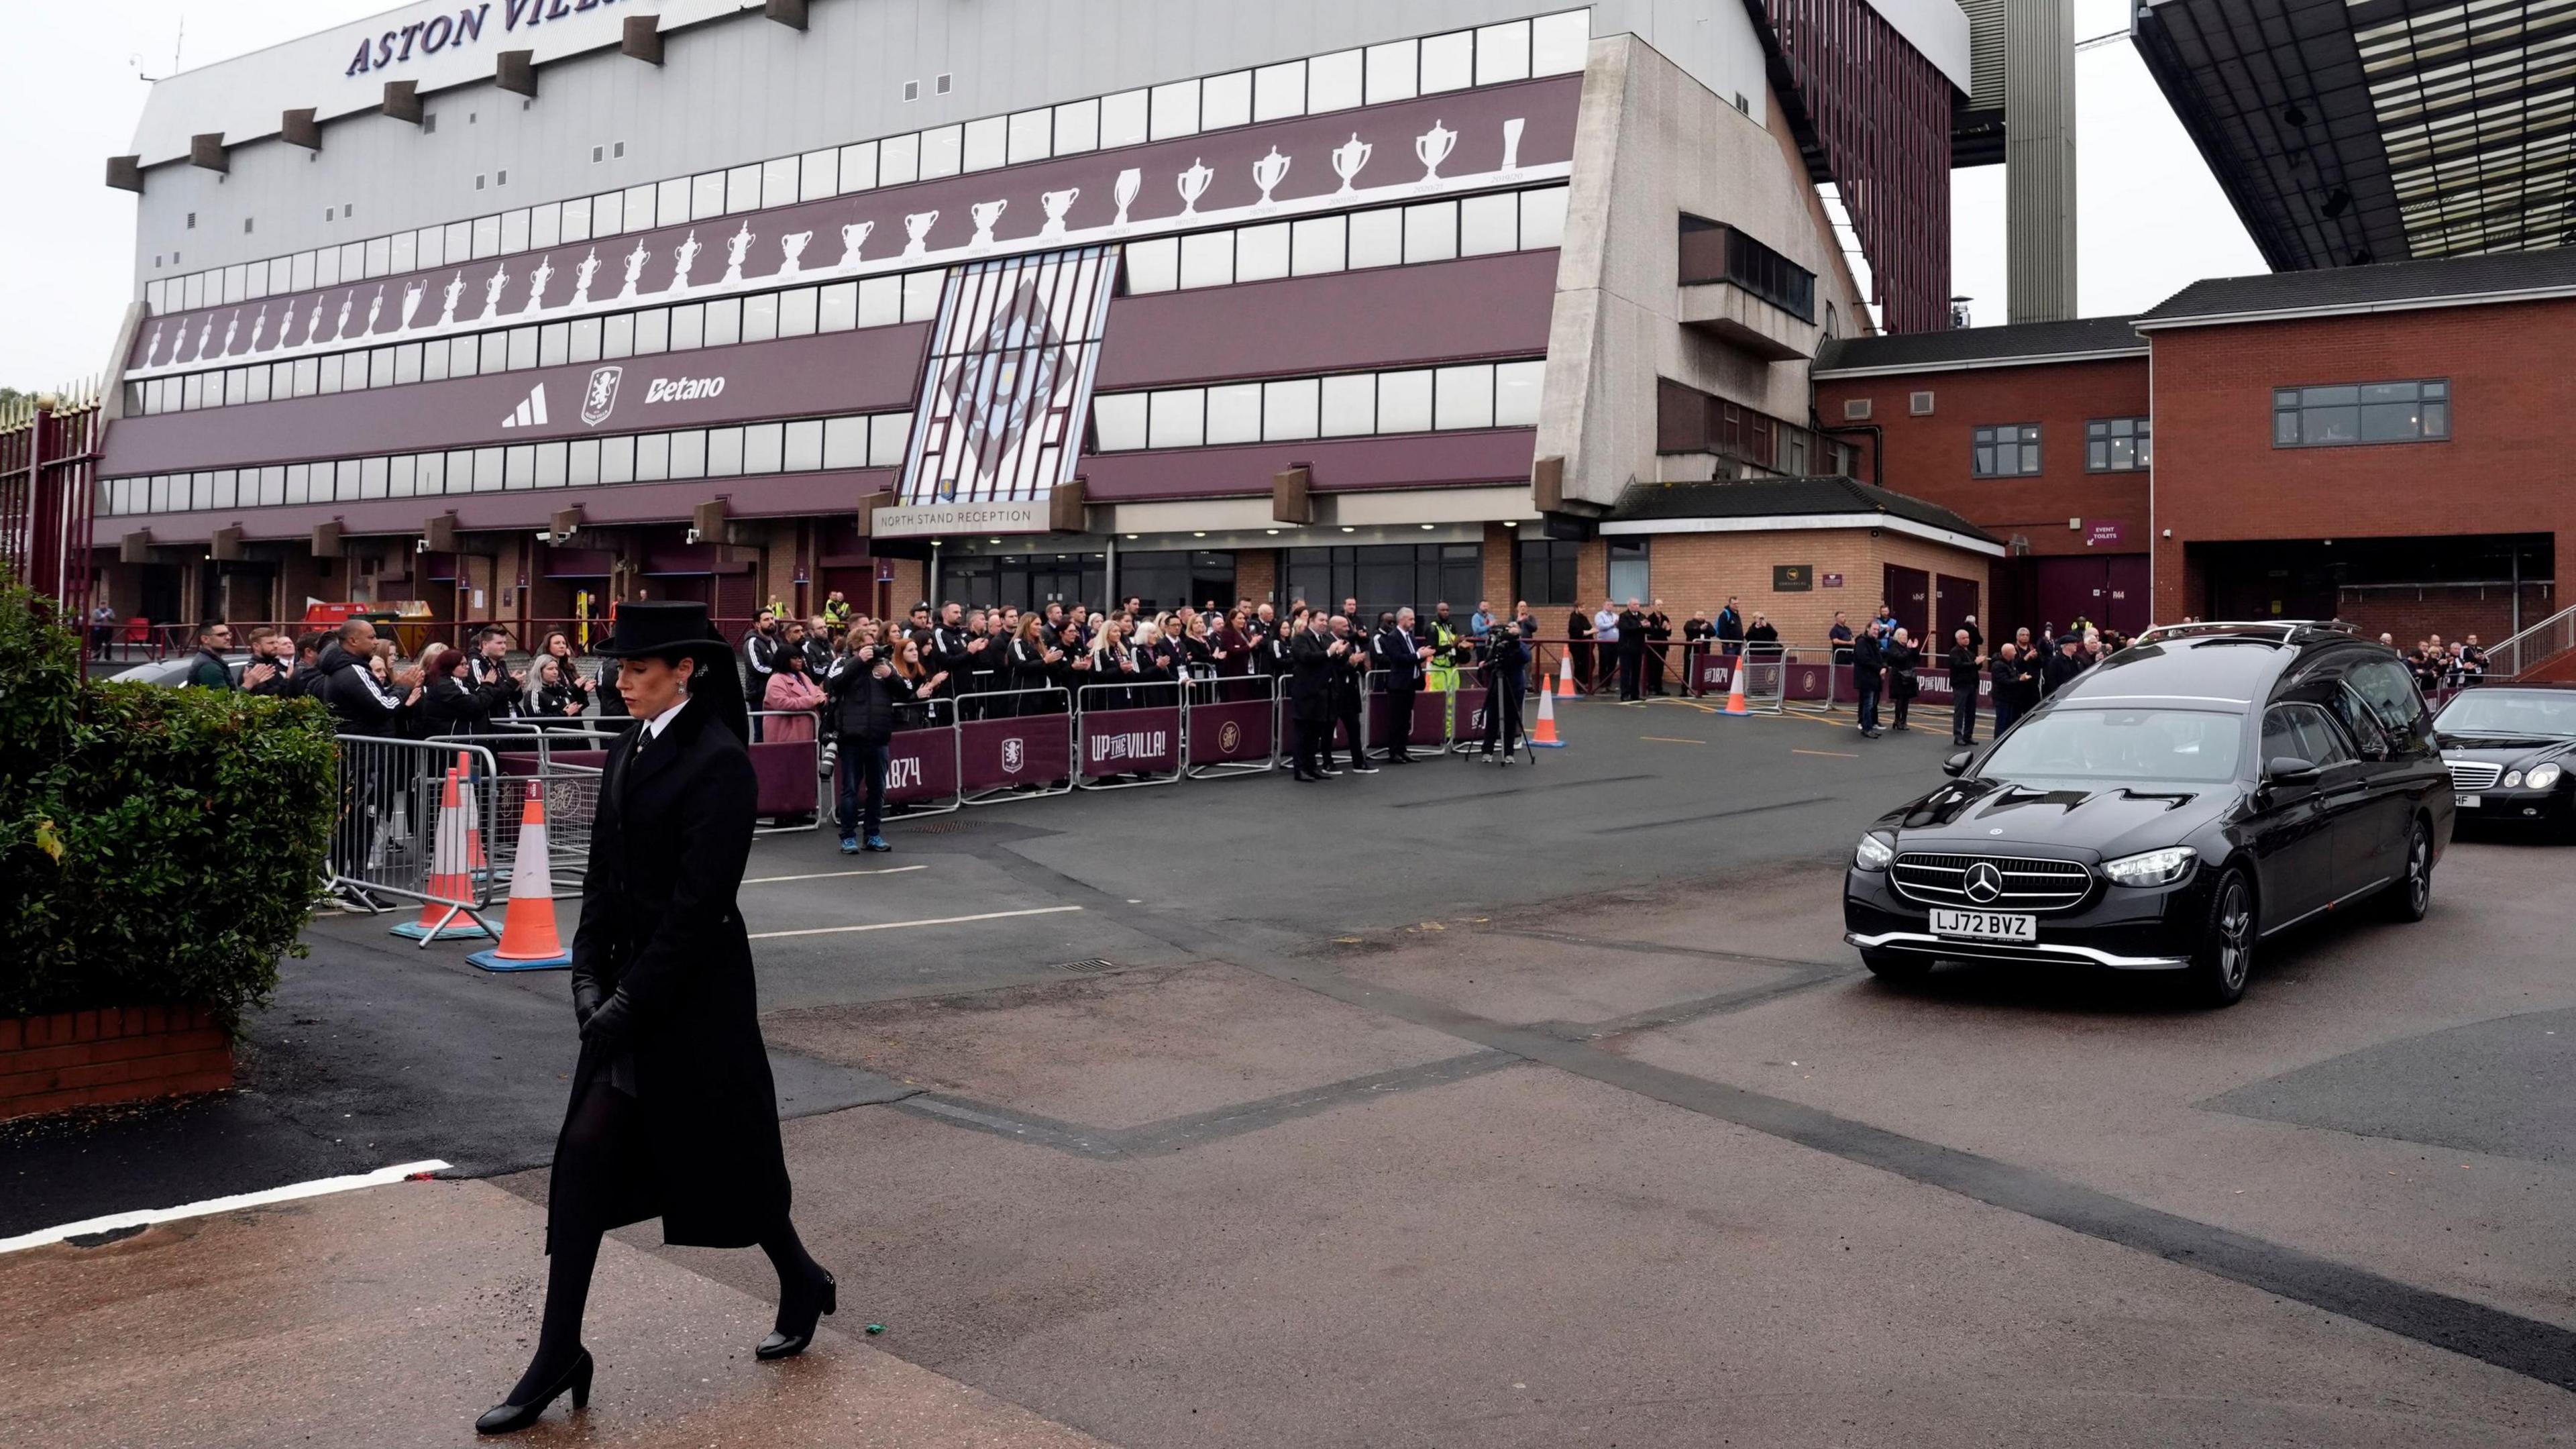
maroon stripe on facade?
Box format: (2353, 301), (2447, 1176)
(1092, 251), (1558, 390)
(1079, 428), (1537, 502)
(99, 326), (930, 477)
(87, 467), (899, 547)
(131, 76), (1585, 366)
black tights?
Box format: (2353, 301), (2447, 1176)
(511, 1083), (820, 1403)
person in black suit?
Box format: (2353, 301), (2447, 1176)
(1326, 614), (1376, 773)
(1851, 622), (1886, 738)
(1990, 641), (2037, 737)
(1372, 608), (1430, 763)
(1615, 598), (1649, 702)
(1287, 612), (1340, 782)
(477, 602), (835, 1436)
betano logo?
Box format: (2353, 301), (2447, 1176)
(499, 383), (548, 429)
(643, 375), (726, 405)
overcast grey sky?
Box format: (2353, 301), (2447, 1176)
(0, 0), (2263, 389)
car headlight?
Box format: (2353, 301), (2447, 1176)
(1854, 833), (1895, 871)
(2526, 763), (2562, 790)
(2104, 846), (2198, 887)
(2504, 770), (2524, 789)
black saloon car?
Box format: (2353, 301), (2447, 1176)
(2436, 683), (2576, 834)
(1845, 622), (2453, 1005)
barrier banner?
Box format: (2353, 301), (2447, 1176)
(1081, 706), (1181, 777)
(1452, 686), (1492, 742)
(885, 727), (959, 804)
(961, 714), (1072, 791)
(1187, 698), (1273, 765)
(749, 740), (820, 815)
(1362, 689), (1446, 755)
(1697, 653), (1833, 702)
(1785, 662), (1833, 701)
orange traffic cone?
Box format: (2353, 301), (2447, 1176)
(392, 765), (493, 941)
(1721, 658), (1751, 716)
(1556, 652), (1579, 698)
(457, 751), (490, 875)
(469, 781), (572, 972)
(1530, 680), (1565, 747)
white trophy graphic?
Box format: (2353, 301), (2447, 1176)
(1111, 168), (1142, 229)
(143, 323), (164, 366)
(195, 315), (213, 359)
(331, 291), (354, 341)
(1252, 147), (1291, 210)
(1038, 188), (1079, 240)
(250, 305), (268, 352)
(901, 211), (938, 258)
(439, 271), (466, 325)
(619, 242), (651, 299)
(720, 222), (755, 284)
(1499, 117), (1526, 177)
(571, 248), (600, 307)
(1176, 158), (1213, 215)
(837, 221), (873, 267)
(219, 309), (240, 357)
(778, 230), (813, 277)
(1331, 133), (1372, 195)
(669, 229), (702, 292)
(1414, 120), (1456, 187)
(399, 280), (425, 330)
(364, 285), (385, 335)
(480, 263), (511, 321)
(522, 256), (553, 315)
(303, 297), (326, 347)
(969, 199), (1007, 250)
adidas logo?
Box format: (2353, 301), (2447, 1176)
(500, 384), (549, 429)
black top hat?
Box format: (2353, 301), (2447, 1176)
(598, 600), (722, 659)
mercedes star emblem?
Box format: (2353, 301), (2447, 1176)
(1964, 862), (2005, 904)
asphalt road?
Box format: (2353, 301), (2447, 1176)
(11, 697), (2576, 1446)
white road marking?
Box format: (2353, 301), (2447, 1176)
(0, 1159), (451, 1256)
(749, 906), (1084, 940)
(741, 865), (928, 885)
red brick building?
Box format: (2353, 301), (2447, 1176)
(1811, 316), (2153, 635)
(1809, 250), (2576, 650)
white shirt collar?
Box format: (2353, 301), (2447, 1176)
(640, 698), (689, 739)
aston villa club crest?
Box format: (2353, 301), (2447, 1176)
(935, 279), (1069, 498)
(1218, 721), (1242, 753)
(1001, 738), (1026, 774)
(580, 365), (623, 427)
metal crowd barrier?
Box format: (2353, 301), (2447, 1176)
(327, 736), (502, 940)
(1185, 676), (1280, 780)
(1075, 680), (1186, 790)
(877, 698), (966, 822)
(958, 687), (1078, 804)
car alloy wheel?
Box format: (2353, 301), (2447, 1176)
(2383, 820), (2432, 922)
(2193, 869), (2255, 1007)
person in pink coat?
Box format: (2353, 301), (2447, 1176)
(761, 650), (825, 741)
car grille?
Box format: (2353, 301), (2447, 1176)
(1891, 853), (2094, 912)
(2445, 761), (2502, 790)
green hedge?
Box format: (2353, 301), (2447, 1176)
(1, 580), (338, 1025)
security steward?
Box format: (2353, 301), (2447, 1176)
(1288, 610), (1340, 782)
(1372, 608), (1430, 763)
(477, 602), (837, 1436)
(1424, 606), (1464, 693)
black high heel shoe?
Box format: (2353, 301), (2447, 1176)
(475, 1347), (592, 1435)
(756, 1269), (837, 1360)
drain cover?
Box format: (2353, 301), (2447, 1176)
(1051, 958), (1116, 973)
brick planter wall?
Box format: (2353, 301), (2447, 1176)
(0, 1008), (234, 1121)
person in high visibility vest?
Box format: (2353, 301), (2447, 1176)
(1424, 605), (1464, 692)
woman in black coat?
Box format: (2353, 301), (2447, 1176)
(477, 602), (833, 1436)
(419, 647), (493, 735)
(1883, 628), (1923, 732)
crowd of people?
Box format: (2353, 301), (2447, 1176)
(1833, 607), (2136, 745)
(2383, 632), (2489, 693)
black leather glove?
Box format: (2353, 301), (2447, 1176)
(571, 979), (603, 1028)
(579, 988), (635, 1049)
